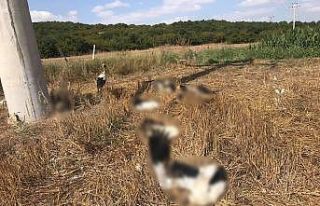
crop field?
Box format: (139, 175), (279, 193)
(0, 43), (319, 205)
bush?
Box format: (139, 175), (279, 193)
(196, 48), (253, 65)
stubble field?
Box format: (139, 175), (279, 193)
(0, 44), (319, 205)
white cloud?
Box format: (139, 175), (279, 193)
(239, 0), (286, 7)
(239, 0), (274, 7)
(300, 0), (320, 13)
(235, 0), (320, 22)
(67, 10), (79, 22)
(223, 0), (290, 22)
(102, 0), (129, 10)
(92, 0), (215, 24)
(95, 10), (115, 19)
(296, 0), (320, 21)
(30, 11), (57, 22)
(92, 0), (129, 14)
(224, 7), (276, 21)
(239, 7), (274, 18)
(164, 16), (197, 24)
(159, 0), (214, 13)
(31, 10), (79, 22)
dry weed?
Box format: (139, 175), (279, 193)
(0, 57), (319, 205)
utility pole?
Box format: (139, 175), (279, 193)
(0, 0), (49, 122)
(292, 2), (299, 30)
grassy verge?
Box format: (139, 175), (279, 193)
(43, 50), (182, 83)
(43, 42), (320, 84)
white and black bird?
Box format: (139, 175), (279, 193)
(153, 79), (177, 94)
(96, 71), (107, 93)
(131, 81), (160, 111)
(141, 118), (179, 139)
(132, 96), (160, 111)
(141, 119), (228, 206)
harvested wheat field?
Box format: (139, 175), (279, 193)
(0, 56), (319, 205)
(43, 43), (249, 63)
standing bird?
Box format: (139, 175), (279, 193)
(140, 118), (228, 206)
(96, 71), (107, 93)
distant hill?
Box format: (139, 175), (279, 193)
(33, 20), (318, 58)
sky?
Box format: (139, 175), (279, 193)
(28, 0), (320, 25)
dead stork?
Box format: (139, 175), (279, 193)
(131, 81), (160, 112)
(141, 118), (228, 206)
(141, 118), (179, 139)
(49, 82), (72, 114)
(96, 71), (106, 93)
(153, 79), (177, 94)
(132, 96), (160, 111)
(178, 84), (216, 101)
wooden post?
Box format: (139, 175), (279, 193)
(92, 44), (96, 60)
(0, 0), (49, 122)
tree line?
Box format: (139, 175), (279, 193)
(33, 20), (320, 58)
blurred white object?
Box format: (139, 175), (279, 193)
(133, 97), (160, 111)
(135, 163), (143, 172)
(275, 88), (285, 95)
(153, 79), (176, 94)
(141, 118), (228, 206)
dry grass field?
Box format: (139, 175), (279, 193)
(0, 44), (319, 205)
(43, 43), (249, 63)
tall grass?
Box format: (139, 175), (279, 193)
(43, 51), (181, 83)
(261, 27), (320, 48)
(248, 27), (320, 59)
(196, 47), (253, 65)
(195, 27), (320, 65)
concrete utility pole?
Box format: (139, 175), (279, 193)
(292, 2), (299, 30)
(0, 0), (49, 122)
